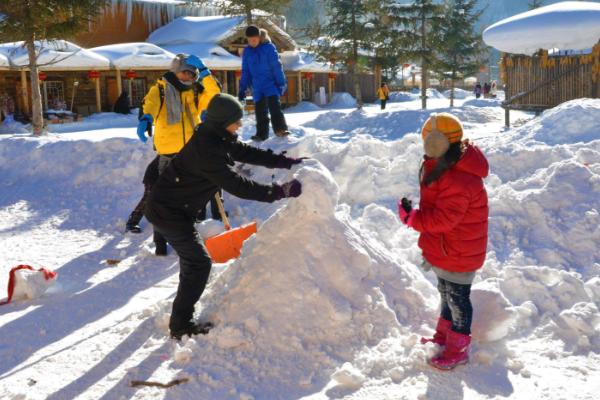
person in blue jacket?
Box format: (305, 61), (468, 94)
(239, 25), (290, 141)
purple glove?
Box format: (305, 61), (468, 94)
(275, 154), (308, 169)
(398, 197), (417, 227)
(273, 179), (302, 200)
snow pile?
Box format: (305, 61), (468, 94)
(326, 92), (357, 108)
(515, 98), (600, 145)
(483, 1), (600, 54)
(443, 88), (473, 100)
(388, 91), (419, 102)
(463, 97), (502, 108)
(163, 161), (434, 398)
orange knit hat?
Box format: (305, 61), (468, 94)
(421, 113), (463, 158)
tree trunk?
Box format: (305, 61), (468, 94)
(450, 71), (456, 107)
(26, 39), (44, 136)
(420, 11), (427, 110)
(245, 3), (253, 24)
(351, 7), (362, 108)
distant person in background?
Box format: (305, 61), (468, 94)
(113, 91), (131, 114)
(474, 83), (482, 99)
(132, 53), (221, 255)
(0, 92), (15, 124)
(490, 81), (498, 98)
(239, 25), (290, 141)
(377, 83), (390, 110)
(483, 82), (491, 98)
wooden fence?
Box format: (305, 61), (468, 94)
(502, 41), (600, 114)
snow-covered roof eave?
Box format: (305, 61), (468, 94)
(0, 40), (111, 71)
(90, 42), (176, 70)
(483, 1), (600, 55)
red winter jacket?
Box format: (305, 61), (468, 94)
(411, 144), (489, 273)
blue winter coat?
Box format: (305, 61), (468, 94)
(239, 41), (287, 102)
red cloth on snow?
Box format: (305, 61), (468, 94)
(411, 144), (489, 273)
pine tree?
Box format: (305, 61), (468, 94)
(205, 0), (292, 23)
(312, 0), (380, 107)
(0, 0), (107, 135)
(528, 0), (545, 10)
(382, 0), (445, 109)
(434, 0), (485, 107)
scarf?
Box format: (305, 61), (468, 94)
(163, 72), (193, 126)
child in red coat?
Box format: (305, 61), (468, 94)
(399, 112), (489, 370)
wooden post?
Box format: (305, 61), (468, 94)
(128, 79), (133, 106)
(42, 80), (48, 110)
(222, 70), (229, 94)
(297, 72), (302, 103)
(95, 77), (102, 113)
(504, 107), (510, 128)
(20, 70), (29, 114)
(328, 77), (334, 103)
(116, 68), (122, 95)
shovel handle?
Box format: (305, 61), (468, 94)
(214, 192), (231, 230)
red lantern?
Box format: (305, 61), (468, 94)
(328, 73), (337, 79)
(304, 72), (314, 80)
(87, 70), (101, 79)
(235, 70), (241, 78)
(125, 70), (137, 79)
(38, 71), (47, 81)
(403, 63), (411, 68)
(479, 66), (487, 73)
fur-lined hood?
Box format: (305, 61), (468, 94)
(260, 28), (271, 44)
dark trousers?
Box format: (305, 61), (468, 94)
(438, 277), (473, 335)
(380, 99), (387, 110)
(255, 95), (287, 139)
(155, 223), (213, 331)
(127, 185), (151, 227)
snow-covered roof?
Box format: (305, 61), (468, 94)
(0, 40), (110, 70)
(281, 51), (333, 73)
(160, 43), (242, 69)
(483, 1), (600, 55)
(147, 15), (296, 51)
(0, 52), (8, 69)
(148, 15), (245, 46)
(90, 42), (175, 69)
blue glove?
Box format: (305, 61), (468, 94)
(137, 114), (153, 143)
(186, 55), (211, 79)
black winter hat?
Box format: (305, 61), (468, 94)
(245, 25), (260, 37)
(206, 93), (244, 128)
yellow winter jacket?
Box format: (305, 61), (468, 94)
(377, 87), (390, 100)
(143, 75), (221, 155)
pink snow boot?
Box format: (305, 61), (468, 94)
(429, 329), (471, 370)
(420, 317), (452, 346)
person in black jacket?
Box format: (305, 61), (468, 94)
(145, 93), (304, 340)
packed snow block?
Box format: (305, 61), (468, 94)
(471, 280), (517, 342)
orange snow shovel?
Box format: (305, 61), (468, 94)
(204, 193), (257, 263)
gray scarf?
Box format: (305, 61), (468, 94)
(165, 79), (183, 126)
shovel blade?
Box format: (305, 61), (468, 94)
(204, 222), (258, 263)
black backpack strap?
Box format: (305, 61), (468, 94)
(158, 84), (165, 115)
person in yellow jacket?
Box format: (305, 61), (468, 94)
(377, 82), (390, 110)
(133, 54), (221, 255)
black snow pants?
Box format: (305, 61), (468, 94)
(438, 277), (473, 335)
(153, 219), (213, 332)
(255, 95), (288, 139)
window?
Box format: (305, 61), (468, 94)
(46, 81), (65, 109)
(301, 78), (311, 101)
(129, 78), (146, 107)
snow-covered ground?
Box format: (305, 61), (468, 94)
(0, 95), (599, 399)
